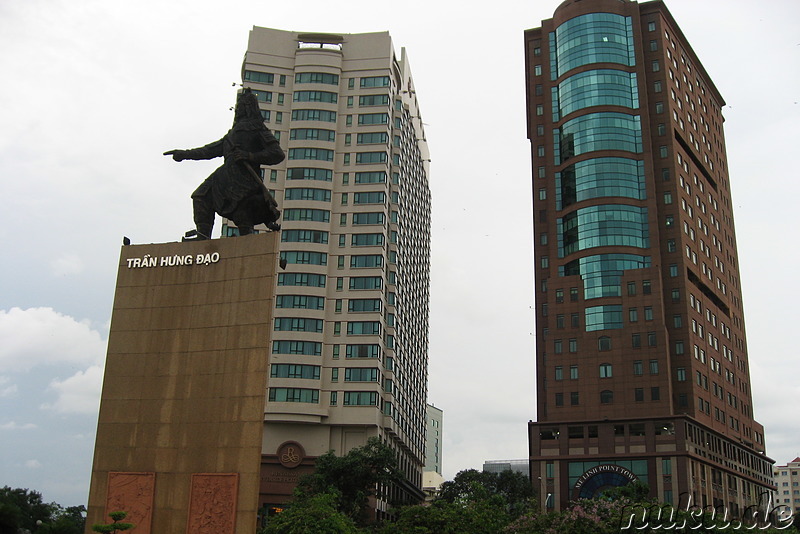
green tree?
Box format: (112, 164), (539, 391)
(383, 497), (510, 534)
(259, 492), (363, 534)
(436, 469), (535, 518)
(294, 437), (403, 524)
(91, 511), (133, 533)
(0, 487), (56, 534)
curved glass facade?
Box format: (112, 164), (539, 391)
(552, 69), (639, 121)
(555, 112), (642, 164)
(552, 13), (635, 78)
(585, 305), (624, 331)
(559, 205), (649, 256)
(560, 254), (650, 300)
(556, 157), (645, 209)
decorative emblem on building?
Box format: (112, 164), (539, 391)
(277, 441), (305, 469)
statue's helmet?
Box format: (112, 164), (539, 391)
(234, 88), (263, 123)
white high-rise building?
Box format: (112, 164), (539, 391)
(226, 27), (431, 520)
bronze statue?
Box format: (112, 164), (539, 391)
(164, 89), (285, 240)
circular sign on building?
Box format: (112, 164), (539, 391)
(277, 441), (305, 469)
(573, 464), (639, 499)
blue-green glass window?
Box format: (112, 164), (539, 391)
(283, 208), (330, 223)
(277, 272), (326, 287)
(355, 171), (386, 184)
(275, 294), (325, 310)
(291, 109), (336, 122)
(260, 109), (271, 121)
(244, 71), (274, 84)
(556, 158), (645, 209)
(274, 317), (324, 333)
(585, 305), (624, 331)
(344, 368), (379, 382)
(360, 76), (390, 88)
(356, 152), (388, 164)
(558, 205), (649, 256)
(270, 364), (320, 379)
(280, 251), (328, 266)
(269, 387), (319, 403)
(552, 13), (635, 78)
(343, 391), (378, 406)
(284, 188), (331, 202)
(553, 70), (639, 120)
(351, 233), (385, 247)
(346, 344), (380, 358)
(351, 255), (384, 269)
(352, 213), (385, 225)
(561, 254), (650, 299)
(252, 89), (273, 103)
(293, 90), (338, 103)
(357, 132), (389, 145)
(348, 298), (382, 312)
(272, 340), (322, 355)
(359, 94), (390, 107)
(349, 276), (382, 290)
(347, 321), (381, 335)
(290, 129), (335, 141)
(288, 148), (334, 162)
(354, 192), (385, 204)
(295, 72), (339, 85)
(554, 113), (642, 164)
(358, 113), (389, 125)
(286, 168), (332, 182)
(281, 229), (328, 244)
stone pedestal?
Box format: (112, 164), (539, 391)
(86, 234), (278, 534)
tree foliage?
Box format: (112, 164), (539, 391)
(436, 469), (535, 518)
(259, 492), (362, 534)
(0, 487), (85, 534)
(91, 511), (134, 533)
(294, 437), (403, 524)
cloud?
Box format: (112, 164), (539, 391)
(42, 365), (104, 415)
(50, 253), (85, 277)
(0, 376), (17, 397)
(0, 307), (106, 373)
(25, 459), (42, 469)
(0, 421), (37, 430)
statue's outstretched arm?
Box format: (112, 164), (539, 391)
(163, 138), (224, 162)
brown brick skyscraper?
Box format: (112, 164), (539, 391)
(525, 0), (774, 512)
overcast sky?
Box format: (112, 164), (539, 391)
(1, 0), (798, 508)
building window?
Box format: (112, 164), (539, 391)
(627, 281), (636, 296)
(555, 289), (564, 303)
(649, 359), (659, 374)
(570, 287), (579, 301)
(598, 336), (611, 351)
(632, 333), (641, 348)
(569, 338), (577, 353)
(600, 390), (613, 404)
(555, 393), (564, 406)
(554, 339), (563, 354)
(570, 392), (579, 405)
(651, 387), (661, 401)
(570, 365), (579, 380)
(600, 363), (613, 378)
(648, 332), (657, 347)
(535, 65), (542, 76)
(677, 367), (686, 381)
(635, 388), (644, 402)
(629, 308), (638, 322)
(633, 360), (643, 375)
(644, 306), (654, 320)
(555, 366), (563, 380)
